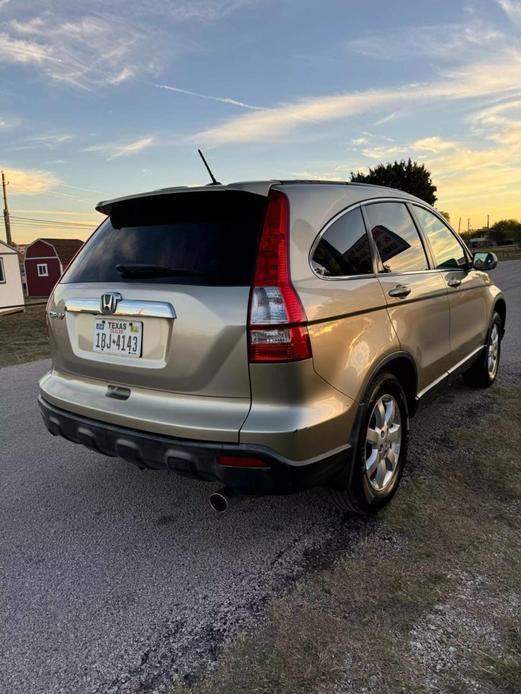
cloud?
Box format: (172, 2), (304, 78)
(110, 66), (137, 84)
(473, 97), (521, 121)
(468, 98), (521, 151)
(412, 136), (459, 153)
(0, 1), (263, 88)
(83, 136), (155, 160)
(59, 182), (103, 194)
(193, 50), (521, 146)
(111, 136), (155, 158)
(155, 83), (262, 110)
(7, 133), (74, 150)
(361, 145), (409, 160)
(71, 0), (261, 22)
(0, 166), (60, 193)
(497, 0), (521, 26)
(373, 112), (398, 126)
(347, 20), (503, 61)
(351, 137), (369, 146)
(291, 158), (365, 181)
(31, 133), (73, 145)
(290, 170), (345, 182)
(0, 31), (51, 64)
(155, 0), (261, 22)
(294, 98), (521, 227)
(0, 14), (146, 88)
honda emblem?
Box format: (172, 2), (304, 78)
(100, 292), (122, 315)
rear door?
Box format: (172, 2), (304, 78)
(410, 205), (490, 366)
(363, 201), (451, 393)
(51, 190), (266, 399)
(303, 205), (397, 401)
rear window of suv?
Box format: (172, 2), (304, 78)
(63, 191), (267, 286)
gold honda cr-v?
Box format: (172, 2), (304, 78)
(39, 181), (506, 513)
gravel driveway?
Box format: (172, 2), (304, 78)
(1, 260), (519, 694)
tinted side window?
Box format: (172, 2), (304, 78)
(365, 202), (429, 273)
(312, 207), (373, 277)
(413, 206), (467, 270)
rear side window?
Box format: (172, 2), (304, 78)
(311, 207), (373, 277)
(63, 191), (266, 286)
(413, 206), (467, 270)
(365, 202), (429, 274)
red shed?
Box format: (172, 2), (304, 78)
(25, 238), (83, 297)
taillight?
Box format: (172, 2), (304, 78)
(248, 190), (312, 363)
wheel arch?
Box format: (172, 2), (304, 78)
(360, 351), (418, 416)
(493, 296), (506, 336)
(338, 351), (414, 504)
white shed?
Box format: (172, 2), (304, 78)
(0, 240), (25, 315)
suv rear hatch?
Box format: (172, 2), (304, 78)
(45, 188), (268, 441)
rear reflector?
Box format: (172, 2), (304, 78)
(248, 190), (312, 363)
(218, 455), (270, 468)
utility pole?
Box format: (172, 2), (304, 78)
(458, 217), (461, 234)
(467, 218), (470, 234)
(487, 214), (490, 229)
(1, 170), (12, 246)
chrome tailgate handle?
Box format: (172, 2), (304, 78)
(388, 285), (411, 298)
(65, 298), (176, 319)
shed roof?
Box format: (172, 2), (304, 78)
(30, 238), (84, 266)
(0, 240), (17, 254)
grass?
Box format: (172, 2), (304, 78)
(0, 303), (50, 368)
(171, 384), (521, 694)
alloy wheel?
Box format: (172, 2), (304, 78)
(487, 323), (500, 379)
(365, 394), (402, 492)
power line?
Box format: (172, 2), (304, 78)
(10, 215), (95, 228)
(11, 217), (90, 226)
(11, 221), (92, 231)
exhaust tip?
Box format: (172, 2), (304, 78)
(209, 488), (233, 514)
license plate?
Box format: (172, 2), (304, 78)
(93, 319), (143, 357)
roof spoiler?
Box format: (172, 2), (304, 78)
(96, 181), (278, 216)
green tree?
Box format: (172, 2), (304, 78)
(350, 158), (437, 205)
(489, 219), (521, 242)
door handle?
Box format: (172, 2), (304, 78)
(388, 285), (411, 298)
(447, 278), (462, 288)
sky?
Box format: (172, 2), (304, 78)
(0, 0), (520, 243)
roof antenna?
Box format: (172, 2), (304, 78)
(197, 149), (221, 185)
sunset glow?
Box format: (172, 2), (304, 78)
(0, 0), (519, 243)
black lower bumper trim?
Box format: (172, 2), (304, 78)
(38, 396), (351, 495)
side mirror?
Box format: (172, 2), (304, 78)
(473, 251), (498, 271)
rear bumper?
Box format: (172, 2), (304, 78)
(38, 396), (351, 495)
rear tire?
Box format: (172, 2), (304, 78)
(331, 372), (409, 514)
(462, 312), (502, 389)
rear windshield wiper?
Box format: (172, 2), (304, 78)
(116, 264), (204, 278)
